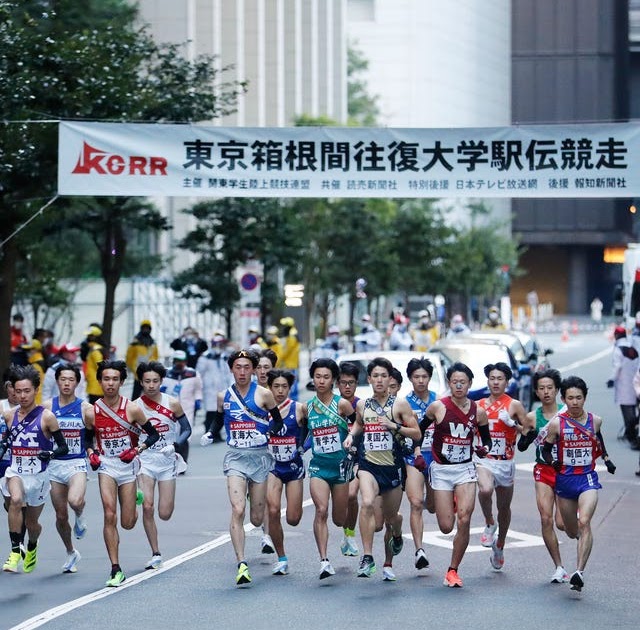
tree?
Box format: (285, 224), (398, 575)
(0, 1), (245, 367)
(347, 42), (381, 126)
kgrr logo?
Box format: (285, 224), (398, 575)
(72, 141), (168, 176)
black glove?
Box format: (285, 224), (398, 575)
(606, 379), (614, 388)
(552, 460), (562, 472)
(37, 450), (54, 462)
(605, 459), (616, 474)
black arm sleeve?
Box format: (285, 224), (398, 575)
(268, 406), (284, 435)
(84, 427), (96, 452)
(517, 428), (539, 452)
(140, 421), (160, 449)
(541, 441), (554, 465)
(174, 414), (192, 445)
(477, 423), (492, 450)
(51, 429), (69, 459)
(596, 430), (608, 458)
(347, 411), (357, 426)
(419, 413), (434, 434)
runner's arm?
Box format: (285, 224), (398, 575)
(174, 414), (192, 445)
(595, 415), (616, 473)
(138, 420), (160, 451)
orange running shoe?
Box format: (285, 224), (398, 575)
(443, 568), (463, 588)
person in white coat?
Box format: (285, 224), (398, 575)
(607, 326), (639, 448)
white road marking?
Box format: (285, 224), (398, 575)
(419, 527), (545, 551)
(556, 346), (611, 372)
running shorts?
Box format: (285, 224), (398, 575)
(271, 454), (305, 484)
(474, 457), (515, 487)
(223, 447), (274, 483)
(1, 470), (50, 507)
(533, 462), (556, 488)
(48, 458), (88, 485)
(308, 455), (347, 486)
(429, 461), (477, 491)
(139, 451), (178, 482)
(555, 471), (601, 500)
(357, 458), (403, 495)
(98, 455), (140, 486)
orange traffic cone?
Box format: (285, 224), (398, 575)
(561, 329), (569, 342)
(571, 320), (578, 335)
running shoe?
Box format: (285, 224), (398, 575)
(2, 551), (22, 573)
(480, 523), (497, 547)
(443, 568), (463, 588)
(340, 535), (359, 557)
(550, 566), (570, 583)
(145, 554), (163, 570)
(105, 570), (126, 587)
(272, 560), (289, 575)
(319, 559), (335, 580)
(136, 489), (144, 506)
(261, 534), (275, 554)
(415, 547), (429, 570)
(387, 534), (404, 557)
(490, 540), (504, 571)
(236, 562), (252, 585)
(73, 514), (87, 540)
(357, 555), (376, 578)
(569, 570), (584, 592)
(62, 549), (81, 573)
(22, 545), (37, 573)
(382, 565), (396, 581)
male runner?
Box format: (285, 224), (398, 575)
(1, 365), (68, 573)
(541, 376), (616, 592)
(345, 357), (420, 579)
(136, 361), (192, 570)
(86, 360), (159, 587)
(476, 362), (527, 570)
(42, 364), (94, 573)
(422, 362), (491, 587)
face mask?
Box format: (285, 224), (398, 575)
(13, 322), (22, 330)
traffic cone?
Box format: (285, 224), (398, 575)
(561, 328), (569, 342)
(571, 320), (578, 335)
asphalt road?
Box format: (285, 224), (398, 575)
(3, 330), (639, 630)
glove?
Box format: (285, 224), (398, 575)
(498, 409), (516, 427)
(160, 443), (176, 457)
(194, 400), (202, 412)
(119, 447), (139, 463)
(606, 379), (614, 388)
(605, 459), (616, 474)
(414, 454), (427, 472)
(474, 445), (489, 458)
(552, 460), (562, 472)
(89, 452), (101, 471)
(200, 432), (214, 446)
(37, 450), (54, 462)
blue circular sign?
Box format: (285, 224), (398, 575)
(240, 273), (259, 291)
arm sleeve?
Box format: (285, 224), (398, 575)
(84, 427), (96, 452)
(596, 430), (608, 458)
(51, 429), (69, 459)
(140, 421), (160, 449)
(541, 441), (554, 465)
(174, 414), (192, 445)
(268, 406), (284, 435)
(477, 423), (492, 450)
(517, 428), (538, 452)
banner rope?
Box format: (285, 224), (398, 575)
(0, 195), (59, 249)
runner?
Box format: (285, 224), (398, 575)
(541, 376), (616, 592)
(266, 369), (307, 575)
(476, 362), (527, 571)
(337, 361), (361, 558)
(422, 362), (491, 587)
(135, 361), (192, 570)
(307, 358), (355, 579)
(0, 365), (68, 573)
(403, 357), (437, 572)
(517, 368), (570, 583)
(42, 364), (94, 573)
(86, 360), (160, 587)
(219, 350), (283, 586)
(345, 357), (420, 579)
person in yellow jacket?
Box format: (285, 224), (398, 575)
(481, 306), (507, 330)
(278, 317), (300, 400)
(125, 319), (159, 400)
(83, 325), (105, 403)
(265, 325), (282, 363)
(20, 339), (46, 404)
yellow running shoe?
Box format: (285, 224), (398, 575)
(2, 551), (22, 573)
(236, 562), (251, 585)
(22, 545), (37, 573)
(105, 570), (126, 587)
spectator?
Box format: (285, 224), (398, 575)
(10, 313), (28, 366)
(354, 314), (382, 352)
(412, 310), (438, 351)
(590, 297), (603, 324)
(248, 326), (267, 352)
(607, 325), (639, 448)
(20, 339), (46, 404)
(162, 350), (203, 464)
(32, 328), (55, 367)
(196, 332), (233, 441)
(264, 325), (282, 361)
(481, 306), (506, 330)
(446, 314), (471, 338)
(278, 317), (300, 400)
(170, 327), (208, 369)
(83, 325), (105, 403)
(42, 343), (84, 400)
(126, 319), (159, 400)
(389, 317), (414, 351)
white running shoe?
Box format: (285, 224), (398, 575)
(261, 534), (275, 554)
(383, 565), (397, 581)
(73, 514), (87, 540)
(480, 523), (497, 547)
(490, 540), (504, 571)
(319, 560), (335, 579)
(340, 536), (359, 557)
(414, 547), (429, 570)
(550, 566), (569, 583)
(62, 549), (81, 573)
(272, 560), (289, 575)
(145, 554), (163, 570)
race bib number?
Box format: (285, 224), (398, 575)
(312, 425), (342, 454)
(488, 436), (506, 457)
(63, 429), (83, 456)
(11, 446), (42, 474)
(562, 441), (593, 467)
(442, 437), (471, 463)
(269, 435), (297, 462)
(363, 422), (393, 451)
(229, 421), (267, 449)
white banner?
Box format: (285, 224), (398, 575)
(58, 121), (640, 198)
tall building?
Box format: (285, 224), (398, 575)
(511, 0), (631, 314)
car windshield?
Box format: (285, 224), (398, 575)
(438, 345), (512, 382)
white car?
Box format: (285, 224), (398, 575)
(336, 350), (449, 401)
